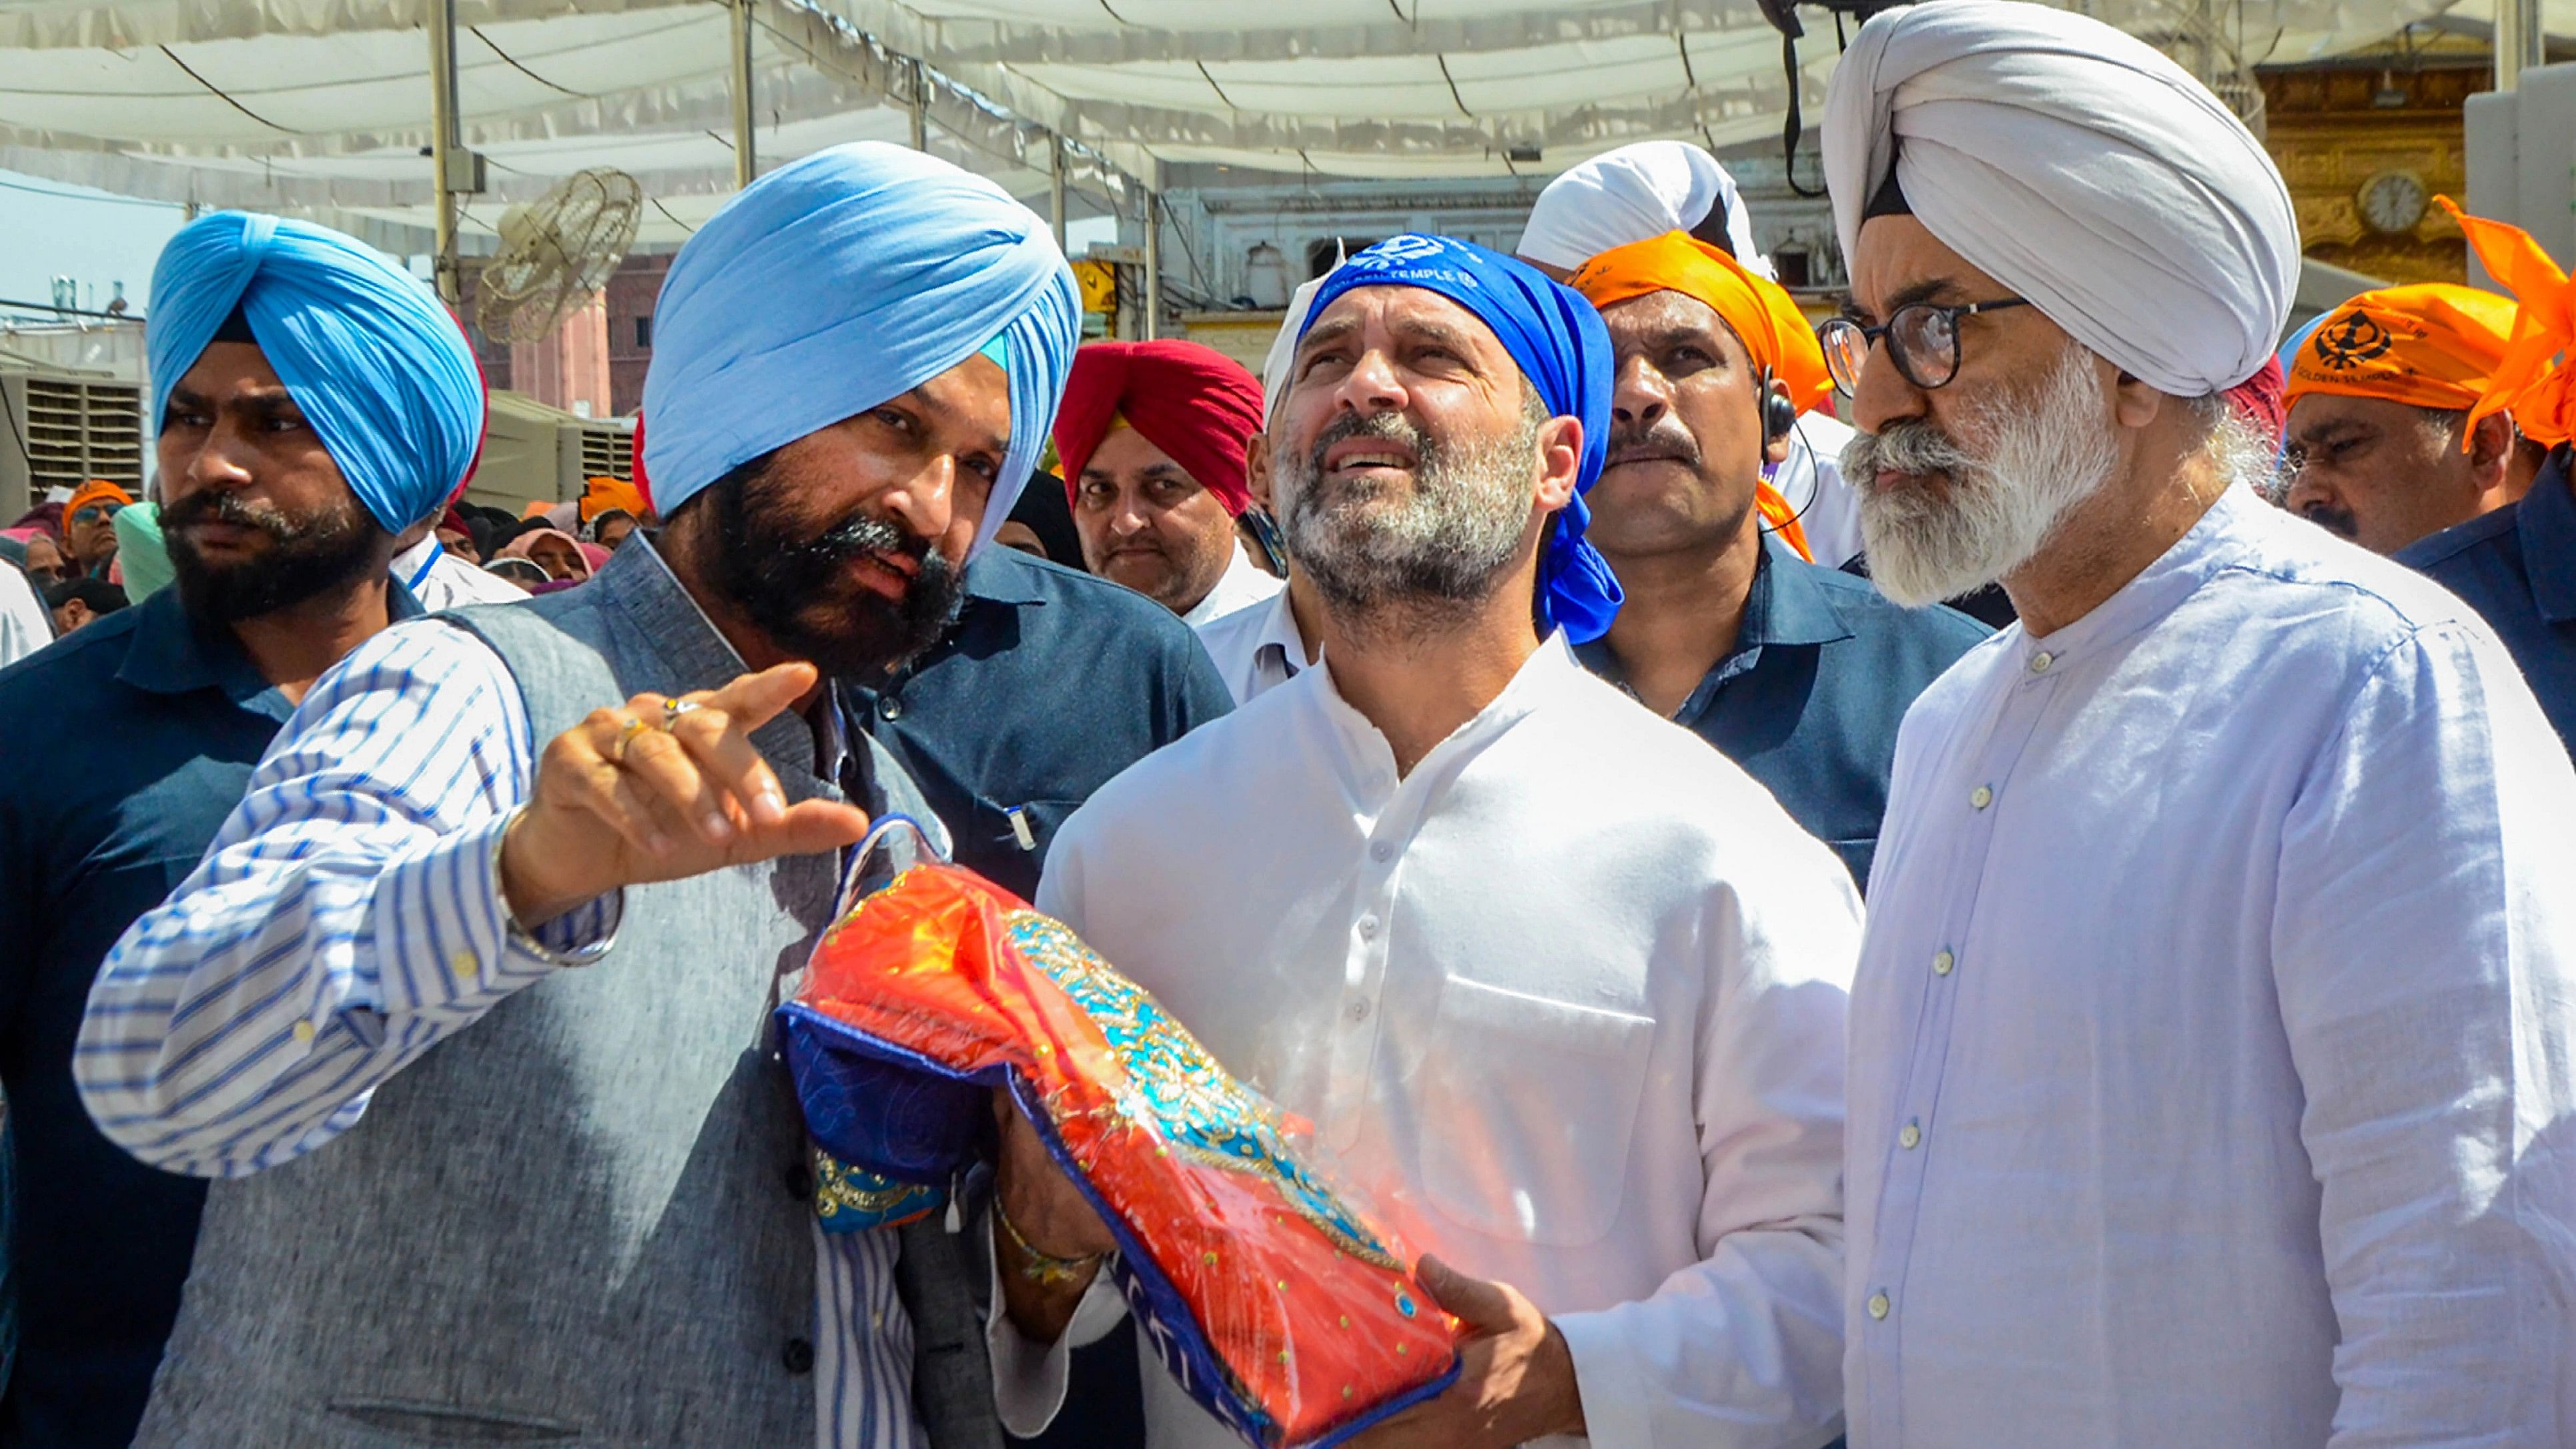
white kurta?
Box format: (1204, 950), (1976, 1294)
(1847, 485), (2576, 1446)
(391, 534), (530, 612)
(1017, 636), (1861, 1449)
(0, 560), (53, 667)
(1771, 413), (1865, 569)
(1177, 537), (1285, 626)
(1189, 584), (1313, 706)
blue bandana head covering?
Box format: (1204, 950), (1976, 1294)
(640, 142), (1080, 556)
(147, 213), (484, 535)
(1296, 233), (1621, 643)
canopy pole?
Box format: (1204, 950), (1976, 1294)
(1049, 134), (1067, 253)
(731, 0), (756, 187)
(1143, 186), (1161, 340)
(2496, 0), (2537, 89)
(426, 0), (462, 306)
(909, 59), (929, 151)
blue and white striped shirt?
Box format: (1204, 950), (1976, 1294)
(77, 614), (925, 1449)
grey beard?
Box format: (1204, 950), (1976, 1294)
(1842, 343), (2119, 608)
(1276, 404), (1542, 641)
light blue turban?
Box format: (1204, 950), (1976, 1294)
(147, 212), (484, 534)
(639, 143), (1080, 555)
(1299, 233), (1622, 644)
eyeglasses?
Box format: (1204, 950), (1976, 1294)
(71, 502), (125, 526)
(1817, 297), (2032, 394)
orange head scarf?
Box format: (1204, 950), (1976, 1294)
(2436, 195), (2574, 446)
(2283, 283), (2518, 424)
(580, 473), (647, 524)
(1569, 231), (1831, 560)
(64, 479), (135, 528)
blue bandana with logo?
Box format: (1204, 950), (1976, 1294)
(1298, 233), (1622, 643)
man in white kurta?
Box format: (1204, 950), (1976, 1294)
(989, 233), (1859, 1449)
(1822, 4), (2576, 1443)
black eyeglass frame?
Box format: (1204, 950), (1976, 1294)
(1817, 296), (2033, 394)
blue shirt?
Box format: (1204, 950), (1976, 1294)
(0, 583), (414, 1448)
(1577, 536), (1990, 890)
(845, 546), (1233, 903)
(2398, 445), (2576, 761)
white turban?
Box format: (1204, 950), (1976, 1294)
(1516, 140), (1771, 279)
(1822, 0), (2297, 397)
(1262, 245), (1344, 424)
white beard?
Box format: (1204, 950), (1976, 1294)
(1843, 344), (2120, 608)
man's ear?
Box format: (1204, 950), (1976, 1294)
(2110, 368), (2165, 430)
(2465, 410), (2517, 486)
(1246, 432), (1275, 511)
(1765, 379), (1795, 468)
(1534, 414), (1583, 512)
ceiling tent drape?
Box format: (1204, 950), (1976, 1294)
(0, 0), (2543, 245)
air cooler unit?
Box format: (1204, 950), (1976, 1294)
(0, 363), (145, 522)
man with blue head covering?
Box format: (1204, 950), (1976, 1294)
(989, 234), (1859, 1449)
(0, 210), (466, 1446)
(80, 142), (1080, 1449)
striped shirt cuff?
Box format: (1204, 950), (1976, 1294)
(368, 812), (620, 1023)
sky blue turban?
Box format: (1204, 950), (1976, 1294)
(1297, 233), (1621, 643)
(640, 142), (1080, 556)
(147, 212), (484, 534)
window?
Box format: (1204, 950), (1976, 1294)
(634, 314), (653, 348)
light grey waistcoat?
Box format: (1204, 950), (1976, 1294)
(135, 542), (998, 1447)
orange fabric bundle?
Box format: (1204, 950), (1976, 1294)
(2437, 195), (2575, 445)
(1570, 231), (1827, 560)
(779, 864), (1459, 1448)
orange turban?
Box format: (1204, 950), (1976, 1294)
(64, 479), (135, 526)
(1569, 231), (1833, 560)
(2437, 195), (2574, 446)
(580, 473), (647, 524)
(2283, 283), (2517, 426)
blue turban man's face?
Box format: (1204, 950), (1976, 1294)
(677, 352), (1009, 676)
(1265, 285), (1580, 622)
(158, 340), (392, 624)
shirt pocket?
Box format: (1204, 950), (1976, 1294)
(1415, 975), (1657, 1248)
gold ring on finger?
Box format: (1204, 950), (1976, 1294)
(612, 715), (651, 762)
(661, 696), (703, 731)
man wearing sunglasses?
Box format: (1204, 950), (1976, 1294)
(59, 481), (131, 580)
(1821, 4), (2576, 1446)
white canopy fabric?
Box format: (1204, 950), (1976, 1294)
(0, 0), (2541, 244)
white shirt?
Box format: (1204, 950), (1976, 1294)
(1847, 486), (2576, 1447)
(1178, 537), (1284, 626)
(1007, 636), (1860, 1449)
(1771, 413), (1864, 568)
(1189, 584), (1314, 706)
(0, 561), (51, 668)
(391, 534), (529, 612)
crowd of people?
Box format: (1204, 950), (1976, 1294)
(1, 1), (2573, 1445)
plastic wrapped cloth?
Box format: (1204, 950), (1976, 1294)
(776, 847), (1459, 1449)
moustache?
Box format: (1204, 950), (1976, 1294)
(1606, 417), (1702, 468)
(162, 488), (297, 542)
(1843, 418), (1982, 489)
(2298, 502), (2358, 540)
(785, 507), (931, 574)
(1304, 409), (1434, 482)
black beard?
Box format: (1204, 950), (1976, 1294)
(164, 486), (387, 624)
(701, 457), (963, 678)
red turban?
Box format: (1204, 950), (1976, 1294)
(2225, 355), (2286, 448)
(1052, 340), (1264, 516)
